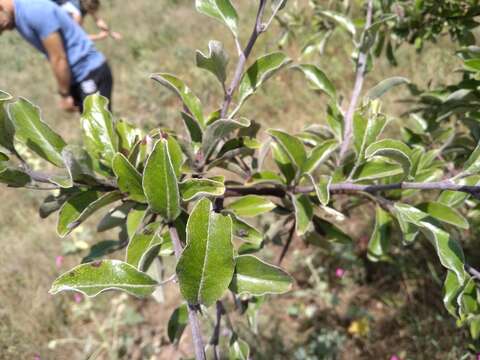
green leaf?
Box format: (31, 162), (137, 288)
(365, 139), (412, 178)
(367, 206), (393, 262)
(166, 135), (184, 179)
(247, 171), (285, 185)
(463, 143), (480, 176)
(294, 64), (336, 99)
(167, 304), (188, 344)
(49, 260), (157, 298)
(97, 202), (134, 232)
(126, 205), (148, 239)
(438, 176), (480, 207)
(271, 141), (295, 184)
(181, 112), (203, 143)
(116, 119), (143, 154)
(230, 215), (263, 246)
(195, 0), (238, 36)
(308, 216), (352, 244)
(8, 98), (66, 167)
(326, 102), (344, 140)
(202, 117), (251, 157)
(61, 145), (97, 184)
(293, 194), (313, 236)
(39, 192), (71, 219)
(0, 163), (30, 187)
(82, 240), (123, 263)
(0, 90), (14, 152)
(443, 270), (462, 318)
(267, 129), (307, 171)
(420, 221), (467, 284)
(229, 335), (250, 360)
(196, 40), (229, 84)
(126, 222), (162, 270)
(229, 255), (293, 296)
(417, 202), (469, 230)
(57, 190), (123, 237)
(302, 139), (337, 174)
(179, 178), (225, 201)
(176, 198), (234, 306)
(313, 175), (332, 206)
(143, 139), (181, 222)
(364, 77), (410, 102)
(235, 53), (292, 114)
(226, 195), (276, 217)
(80, 94), (118, 167)
(112, 153), (146, 203)
(151, 73), (205, 127)
(319, 10), (356, 36)
(394, 203), (467, 283)
(353, 111), (387, 161)
(354, 159), (403, 181)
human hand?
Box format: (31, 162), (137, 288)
(58, 96), (78, 112)
(110, 31), (123, 40)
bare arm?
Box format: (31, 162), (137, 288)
(89, 13), (122, 41)
(42, 32), (77, 111)
(42, 31), (71, 94)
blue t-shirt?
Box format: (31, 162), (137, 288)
(14, 0), (105, 84)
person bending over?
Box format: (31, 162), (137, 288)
(53, 0), (122, 41)
(0, 0), (113, 112)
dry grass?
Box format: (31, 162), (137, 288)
(0, 0), (467, 358)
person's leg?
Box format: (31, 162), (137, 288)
(92, 62), (113, 111)
(69, 83), (84, 113)
(73, 62), (113, 113)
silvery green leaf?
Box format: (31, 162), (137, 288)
(365, 139), (412, 178)
(50, 260), (157, 298)
(151, 73), (205, 127)
(195, 0), (239, 36)
(143, 139), (181, 222)
(229, 255), (293, 296)
(57, 190), (123, 237)
(234, 53), (292, 116)
(179, 177), (225, 201)
(0, 90), (14, 152)
(80, 94), (118, 167)
(364, 77), (410, 102)
(367, 206), (393, 262)
(112, 153), (146, 203)
(176, 198), (234, 306)
(8, 97), (66, 167)
(196, 40), (229, 84)
(294, 64), (336, 99)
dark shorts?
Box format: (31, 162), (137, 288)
(70, 62), (113, 112)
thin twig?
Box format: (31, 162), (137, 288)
(210, 301), (225, 360)
(466, 264), (480, 281)
(220, 0), (268, 118)
(278, 218), (296, 265)
(168, 224), (206, 360)
(338, 0), (374, 164)
(223, 179), (480, 198)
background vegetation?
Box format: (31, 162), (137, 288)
(0, 0), (472, 358)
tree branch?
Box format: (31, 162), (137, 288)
(278, 219), (296, 264)
(168, 224), (206, 360)
(224, 179), (480, 198)
(338, 0), (374, 164)
(23, 168), (117, 191)
(220, 0), (268, 118)
(210, 300), (225, 360)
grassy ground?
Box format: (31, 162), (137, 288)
(0, 0), (469, 359)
